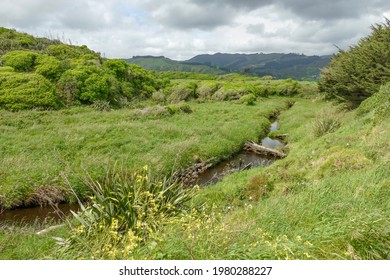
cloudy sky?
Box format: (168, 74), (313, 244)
(0, 0), (389, 60)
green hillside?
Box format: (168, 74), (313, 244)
(124, 56), (226, 74)
(188, 52), (332, 80)
(0, 27), (161, 111)
(124, 53), (331, 80)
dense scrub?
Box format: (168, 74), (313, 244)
(319, 19), (390, 105)
(0, 28), (161, 110)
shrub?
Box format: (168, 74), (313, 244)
(0, 72), (59, 110)
(56, 68), (90, 104)
(47, 44), (97, 60)
(239, 93), (256, 105)
(165, 103), (193, 114)
(197, 81), (221, 100)
(80, 73), (109, 103)
(213, 83), (249, 101)
(1, 50), (39, 71)
(103, 59), (128, 81)
(126, 64), (158, 97)
(151, 89), (166, 104)
(319, 19), (390, 105)
(35, 55), (63, 81)
(167, 82), (197, 103)
(276, 79), (300, 96)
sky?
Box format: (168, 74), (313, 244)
(0, 0), (389, 60)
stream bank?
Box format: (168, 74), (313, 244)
(175, 121), (286, 186)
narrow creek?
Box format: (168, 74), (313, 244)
(194, 121), (284, 186)
(0, 121), (285, 223)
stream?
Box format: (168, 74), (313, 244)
(194, 121), (284, 186)
(0, 121), (284, 223)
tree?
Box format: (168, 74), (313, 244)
(319, 19), (390, 105)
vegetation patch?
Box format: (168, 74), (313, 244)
(58, 165), (197, 259)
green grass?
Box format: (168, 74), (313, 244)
(1, 93), (388, 260)
(142, 98), (389, 260)
(0, 98), (287, 209)
(0, 221), (68, 259)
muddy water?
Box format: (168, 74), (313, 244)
(0, 204), (79, 223)
(195, 152), (275, 186)
(195, 121), (284, 186)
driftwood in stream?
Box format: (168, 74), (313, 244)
(244, 141), (286, 158)
(174, 158), (215, 185)
(272, 133), (288, 140)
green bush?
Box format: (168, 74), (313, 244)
(1, 50), (39, 71)
(47, 44), (98, 60)
(56, 68), (90, 104)
(103, 59), (128, 81)
(0, 66), (14, 72)
(197, 81), (221, 100)
(165, 103), (193, 114)
(239, 93), (256, 105)
(35, 55), (63, 81)
(127, 64), (158, 97)
(0, 72), (58, 110)
(319, 19), (390, 104)
(80, 73), (110, 103)
(167, 82), (197, 103)
(276, 79), (300, 96)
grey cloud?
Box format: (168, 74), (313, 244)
(0, 0), (122, 31)
(276, 0), (390, 20)
(145, 0), (390, 31)
(246, 23), (266, 35)
(150, 2), (234, 30)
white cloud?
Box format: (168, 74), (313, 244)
(0, 0), (389, 60)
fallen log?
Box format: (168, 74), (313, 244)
(244, 141), (286, 158)
(272, 133), (288, 140)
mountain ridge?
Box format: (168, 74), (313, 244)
(125, 52), (332, 80)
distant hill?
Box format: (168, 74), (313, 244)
(124, 56), (226, 75)
(187, 53), (332, 80)
(125, 53), (332, 80)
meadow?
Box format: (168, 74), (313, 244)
(1, 88), (388, 259)
(0, 98), (288, 209)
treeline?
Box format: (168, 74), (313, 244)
(0, 27), (163, 110)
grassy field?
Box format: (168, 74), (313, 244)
(0, 92), (388, 260)
(0, 98), (288, 209)
(148, 97), (389, 260)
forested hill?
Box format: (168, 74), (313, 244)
(187, 53), (332, 80)
(124, 56), (226, 75)
(125, 53), (332, 80)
